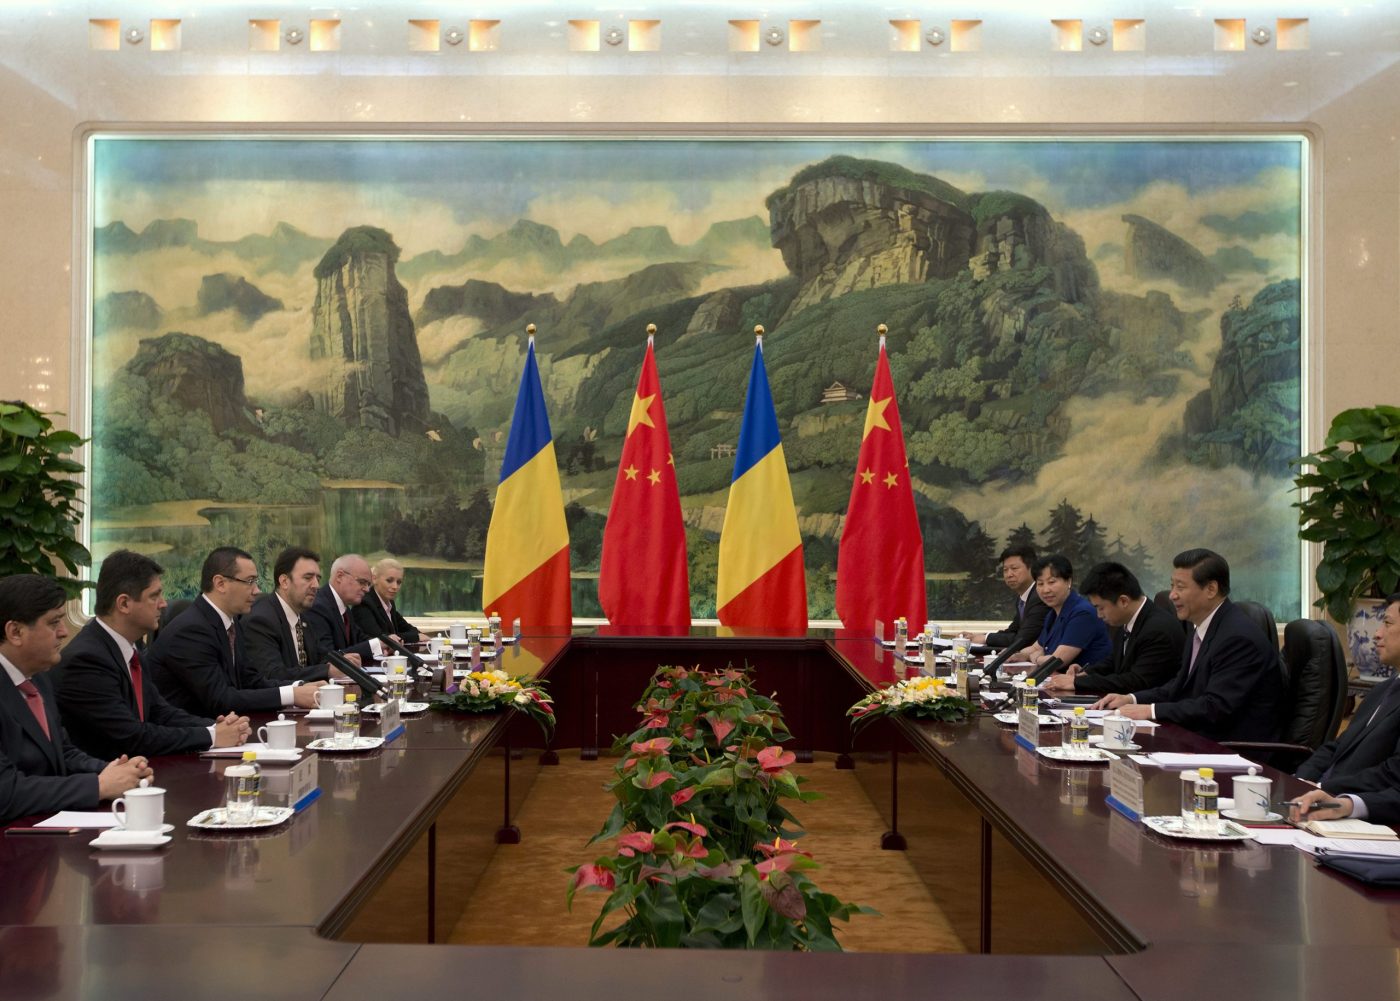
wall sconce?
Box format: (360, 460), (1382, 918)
(764, 25), (784, 47)
(285, 27), (305, 45)
(444, 26), (464, 46)
(925, 26), (945, 46)
(1087, 26), (1108, 46)
(1251, 26), (1271, 45)
(124, 26), (144, 45)
(603, 25), (624, 46)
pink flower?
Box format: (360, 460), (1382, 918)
(706, 714), (735, 744)
(572, 864), (616, 891)
(756, 837), (810, 858)
(756, 746), (796, 775)
(680, 723), (697, 740)
(706, 678), (724, 687)
(656, 681), (672, 689)
(664, 820), (708, 838)
(671, 787), (696, 807)
(644, 714), (670, 729)
(755, 854), (801, 876)
(637, 771), (673, 790)
(617, 832), (655, 856)
(630, 737), (674, 756)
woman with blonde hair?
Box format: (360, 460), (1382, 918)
(351, 557), (421, 645)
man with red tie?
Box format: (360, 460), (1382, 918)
(56, 550), (250, 760)
(0, 575), (152, 824)
(148, 547), (324, 717)
(303, 554), (385, 666)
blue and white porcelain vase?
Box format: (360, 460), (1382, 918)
(1348, 598), (1391, 681)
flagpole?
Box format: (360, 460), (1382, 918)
(646, 322), (656, 346)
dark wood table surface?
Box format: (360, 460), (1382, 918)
(3, 630), (1397, 1001)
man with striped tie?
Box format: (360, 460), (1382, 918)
(56, 550), (250, 759)
(0, 574), (151, 824)
(242, 547), (351, 684)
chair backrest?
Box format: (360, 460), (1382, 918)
(1280, 618), (1349, 748)
(1234, 600), (1280, 651)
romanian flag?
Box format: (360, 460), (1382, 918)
(717, 338), (807, 632)
(482, 336), (572, 627)
(598, 334), (691, 630)
(835, 331), (926, 634)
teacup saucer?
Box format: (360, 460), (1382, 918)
(1221, 808), (1284, 823)
(90, 830), (172, 851)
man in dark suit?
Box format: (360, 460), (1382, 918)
(352, 557), (419, 646)
(1096, 548), (1283, 742)
(0, 575), (151, 824)
(1044, 562), (1184, 697)
(56, 551), (250, 759)
(243, 547), (352, 684)
(304, 554), (385, 665)
(1292, 593), (1400, 824)
(148, 547), (324, 717)
(981, 544), (1049, 656)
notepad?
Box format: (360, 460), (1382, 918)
(1144, 753), (1256, 771)
(36, 811), (118, 829)
(1296, 837), (1400, 858)
(1304, 819), (1399, 841)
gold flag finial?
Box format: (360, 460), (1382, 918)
(526, 323), (537, 336)
(754, 324), (765, 341)
(646, 323), (657, 336)
(877, 323), (888, 336)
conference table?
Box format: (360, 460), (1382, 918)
(3, 628), (1400, 1001)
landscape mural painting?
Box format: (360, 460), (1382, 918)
(86, 136), (1305, 621)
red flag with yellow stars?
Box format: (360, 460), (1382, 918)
(598, 332), (691, 630)
(835, 332), (926, 634)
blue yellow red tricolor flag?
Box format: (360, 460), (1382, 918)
(598, 331), (691, 630)
(482, 333), (572, 627)
(716, 334), (807, 632)
(835, 328), (926, 634)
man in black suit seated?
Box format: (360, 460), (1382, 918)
(1292, 593), (1400, 824)
(0, 575), (152, 824)
(352, 557), (419, 646)
(304, 554), (386, 665)
(56, 550), (250, 759)
(1043, 561), (1184, 697)
(149, 547), (324, 716)
(977, 544), (1049, 656)
(243, 547), (354, 684)
(1095, 548), (1283, 742)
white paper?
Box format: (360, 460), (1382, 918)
(981, 691), (1010, 703)
(1246, 828), (1310, 847)
(1144, 753), (1256, 771)
(37, 811), (118, 829)
(1297, 837), (1400, 858)
(202, 741), (278, 756)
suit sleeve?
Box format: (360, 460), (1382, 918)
(0, 748), (100, 823)
(1147, 631), (1269, 731)
(1296, 737), (1341, 783)
(1077, 623), (1184, 697)
(1356, 787), (1400, 826)
(306, 605), (375, 664)
(57, 650), (211, 759)
(391, 608), (420, 645)
(152, 624), (283, 716)
(996, 598), (1049, 655)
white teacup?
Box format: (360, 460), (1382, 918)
(1101, 714), (1138, 748)
(315, 684), (345, 709)
(1232, 770), (1273, 820)
(111, 786), (165, 832)
(449, 621), (467, 640)
(258, 718), (298, 751)
(382, 654), (409, 677)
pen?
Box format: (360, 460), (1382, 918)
(1278, 800), (1344, 812)
(5, 826), (82, 836)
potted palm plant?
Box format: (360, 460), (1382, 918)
(0, 401), (91, 598)
(1293, 406), (1400, 679)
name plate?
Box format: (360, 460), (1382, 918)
(261, 753), (319, 811)
(1107, 756), (1145, 820)
(1015, 705), (1041, 750)
(380, 699), (403, 742)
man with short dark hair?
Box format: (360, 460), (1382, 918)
(148, 547), (324, 716)
(0, 575), (152, 823)
(981, 545), (1049, 655)
(1095, 548), (1283, 742)
(1292, 593), (1400, 823)
(304, 554), (385, 665)
(1043, 561), (1184, 697)
(56, 550), (250, 758)
(242, 547), (351, 683)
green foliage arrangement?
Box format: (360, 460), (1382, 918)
(432, 668), (555, 740)
(0, 402), (91, 597)
(847, 675), (976, 735)
(1293, 406), (1400, 622)
(568, 664), (874, 949)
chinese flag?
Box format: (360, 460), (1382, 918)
(598, 335), (691, 630)
(835, 335), (926, 634)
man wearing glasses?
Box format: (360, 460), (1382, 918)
(304, 554), (393, 667)
(149, 546), (325, 716)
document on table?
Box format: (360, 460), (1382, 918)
(36, 811), (118, 829)
(1143, 753), (1256, 771)
(1296, 837), (1400, 858)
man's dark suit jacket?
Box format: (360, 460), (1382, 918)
(351, 593), (420, 646)
(148, 597), (284, 716)
(1298, 678), (1400, 824)
(0, 672), (105, 823)
(1132, 598), (1283, 742)
(986, 587), (1049, 653)
(54, 619), (213, 759)
(304, 587), (376, 664)
(1073, 598), (1186, 697)
(242, 594), (331, 684)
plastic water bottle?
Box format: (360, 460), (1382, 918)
(1194, 767), (1220, 833)
(1019, 679), (1039, 715)
(1180, 769), (1200, 829)
(1069, 707), (1091, 755)
(225, 750), (261, 824)
(893, 617), (908, 651)
(334, 693), (360, 746)
(918, 632), (936, 677)
(489, 611), (503, 646)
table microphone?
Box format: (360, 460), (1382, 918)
(379, 634), (425, 669)
(1029, 656), (1064, 685)
(983, 645), (1019, 684)
(326, 649), (385, 697)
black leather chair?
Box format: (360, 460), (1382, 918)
(1234, 600), (1280, 653)
(1223, 619), (1349, 772)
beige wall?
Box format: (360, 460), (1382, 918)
(0, 1), (1393, 457)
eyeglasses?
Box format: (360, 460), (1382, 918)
(223, 575), (260, 588)
(354, 577), (372, 590)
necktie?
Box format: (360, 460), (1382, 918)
(1187, 630), (1203, 676)
(342, 611), (351, 643)
(129, 650), (146, 721)
(295, 617), (309, 668)
(1017, 596), (1026, 619)
(17, 680), (51, 742)
(227, 624), (237, 666)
